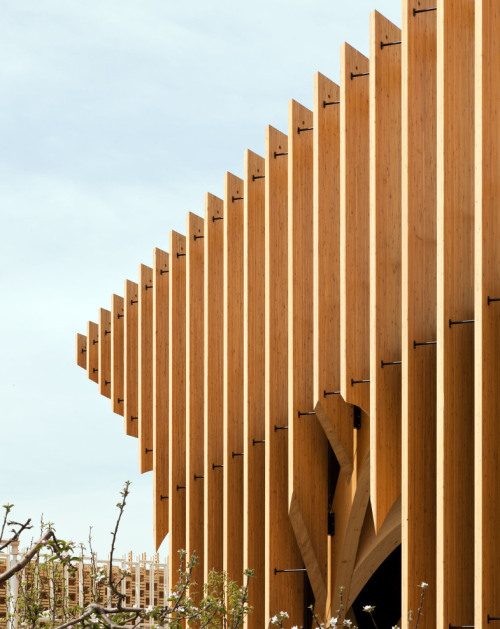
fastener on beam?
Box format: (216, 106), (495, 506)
(252, 174), (265, 181)
(487, 296), (500, 305)
(413, 340), (436, 348)
(274, 568), (307, 574)
(93, 368), (98, 373)
(297, 411), (316, 418)
(488, 615), (500, 623)
(93, 339), (99, 345)
(194, 234), (204, 240)
(212, 215), (224, 222)
(145, 284), (153, 290)
(274, 151), (288, 158)
(413, 7), (437, 15)
(117, 398), (123, 403)
(194, 474), (205, 480)
(176, 485), (186, 490)
(252, 439), (265, 445)
(145, 448), (153, 453)
(351, 72), (370, 79)
(105, 330), (111, 335)
(117, 313), (124, 318)
(81, 348), (87, 353)
(105, 380), (111, 386)
(232, 452), (244, 458)
(297, 126), (313, 134)
(381, 360), (402, 368)
(449, 318), (474, 327)
(131, 299), (138, 305)
(324, 390), (340, 397)
(131, 416), (138, 421)
(449, 625), (474, 629)
(351, 378), (370, 385)
(177, 252), (186, 258)
(323, 100), (340, 108)
(160, 495), (168, 501)
(160, 269), (169, 274)
(232, 196), (244, 202)
(212, 463), (223, 469)
(380, 40), (402, 48)
(274, 425), (288, 431)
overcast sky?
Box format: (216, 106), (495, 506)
(0, 0), (401, 561)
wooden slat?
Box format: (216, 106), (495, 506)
(169, 231), (187, 586)
(139, 264), (154, 473)
(401, 1), (437, 626)
(475, 2), (500, 627)
(124, 280), (139, 438)
(340, 43), (370, 414)
(369, 11), (402, 533)
(98, 308), (112, 399)
(87, 321), (99, 384)
(111, 294), (125, 416)
(75, 333), (87, 369)
(185, 212), (205, 592)
(204, 193), (224, 579)
(223, 172), (245, 586)
(313, 72), (354, 479)
(242, 151), (265, 626)
(153, 248), (169, 549)
(436, 2), (475, 628)
(288, 99), (328, 617)
(264, 126), (304, 627)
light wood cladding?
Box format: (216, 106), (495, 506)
(340, 43), (370, 414)
(436, 3), (475, 629)
(401, 1), (437, 627)
(168, 231), (187, 587)
(288, 99), (328, 615)
(139, 264), (154, 473)
(76, 333), (87, 369)
(369, 11), (402, 533)
(243, 151), (265, 627)
(312, 72), (353, 480)
(153, 248), (169, 550)
(475, 2), (500, 628)
(204, 193), (224, 580)
(124, 280), (139, 438)
(111, 294), (124, 416)
(265, 126), (304, 627)
(86, 321), (99, 384)
(98, 308), (112, 399)
(185, 212), (205, 594)
(223, 172), (245, 586)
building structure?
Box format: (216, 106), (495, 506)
(75, 1), (499, 628)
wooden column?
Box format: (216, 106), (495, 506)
(313, 72), (353, 479)
(153, 248), (169, 550)
(223, 172), (245, 585)
(475, 2), (500, 627)
(401, 1), (437, 626)
(98, 309), (112, 399)
(204, 193), (224, 579)
(265, 127), (304, 627)
(369, 11), (402, 533)
(288, 99), (328, 617)
(87, 321), (99, 384)
(139, 264), (154, 473)
(186, 212), (205, 593)
(124, 280), (139, 438)
(243, 151), (266, 627)
(169, 232), (187, 588)
(75, 333), (87, 369)
(111, 295), (125, 416)
(340, 43), (370, 414)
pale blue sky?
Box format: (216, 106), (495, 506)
(0, 0), (401, 560)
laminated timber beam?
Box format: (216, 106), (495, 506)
(288, 99), (328, 616)
(168, 231), (187, 587)
(402, 1), (437, 627)
(111, 294), (124, 417)
(124, 280), (139, 438)
(185, 213), (205, 594)
(475, 1), (500, 627)
(139, 264), (154, 473)
(203, 193), (224, 581)
(313, 72), (354, 480)
(436, 2), (475, 629)
(243, 150), (266, 628)
(75, 333), (87, 370)
(369, 11), (402, 534)
(340, 43), (370, 414)
(153, 248), (169, 549)
(98, 309), (112, 399)
(86, 321), (99, 384)
(264, 126), (304, 627)
(223, 172), (245, 587)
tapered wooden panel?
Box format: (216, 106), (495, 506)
(288, 99), (328, 616)
(369, 12), (402, 533)
(436, 3), (475, 629)
(340, 43), (370, 414)
(124, 280), (139, 438)
(313, 72), (354, 479)
(98, 308), (112, 399)
(111, 295), (125, 416)
(401, 1), (437, 626)
(87, 321), (99, 384)
(265, 126), (304, 628)
(139, 264), (154, 473)
(475, 3), (500, 627)
(204, 193), (224, 580)
(223, 172), (245, 586)
(169, 232), (187, 586)
(76, 333), (87, 369)
(243, 152), (265, 626)
(153, 248), (169, 550)
(186, 213), (205, 593)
